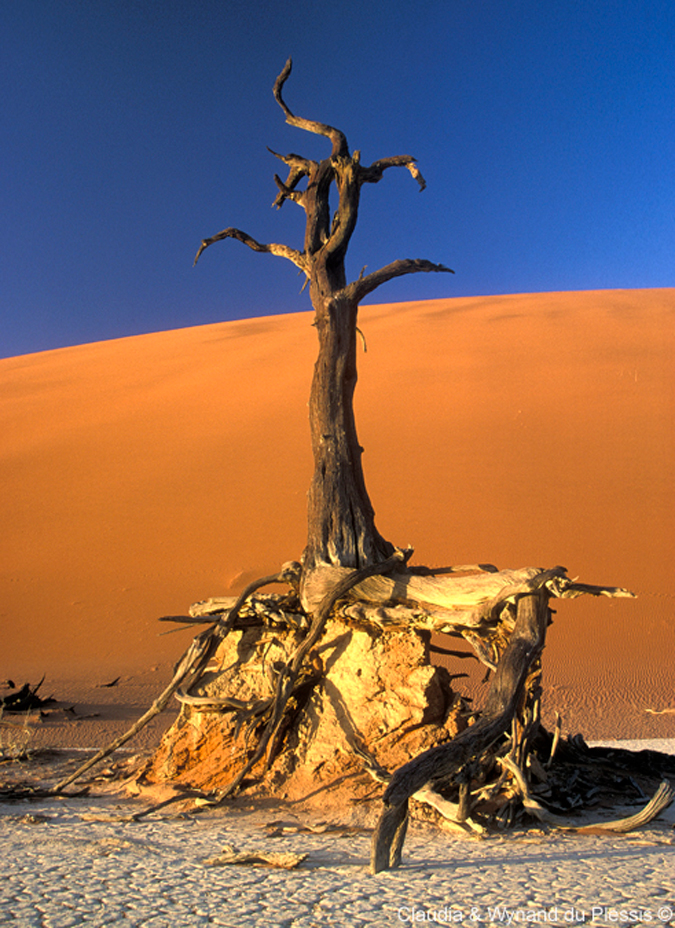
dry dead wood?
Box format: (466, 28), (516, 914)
(351, 740), (483, 834)
(0, 678), (54, 712)
(500, 756), (674, 833)
(370, 589), (551, 873)
(204, 845), (307, 869)
(146, 561), (640, 833)
(304, 563), (634, 628)
(195, 59), (452, 576)
(143, 59), (662, 861)
(367, 572), (664, 873)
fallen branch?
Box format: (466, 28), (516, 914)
(204, 844), (307, 869)
(1, 678), (53, 712)
(501, 756), (674, 833)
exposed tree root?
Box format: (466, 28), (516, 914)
(208, 548), (412, 801)
(38, 557), (672, 868)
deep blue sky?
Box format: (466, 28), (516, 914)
(2, 0), (673, 359)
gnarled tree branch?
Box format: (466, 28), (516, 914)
(273, 57), (348, 158)
(345, 258), (454, 305)
(194, 227), (307, 275)
(371, 589), (550, 873)
(267, 148), (316, 209)
(359, 155), (427, 191)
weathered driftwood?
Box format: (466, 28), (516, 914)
(167, 566), (634, 727)
(366, 573), (672, 872)
(174, 690), (273, 711)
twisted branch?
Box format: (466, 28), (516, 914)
(193, 227), (307, 273)
(267, 148), (316, 209)
(194, 60), (452, 307)
(273, 58), (348, 158)
(371, 590), (549, 873)
(359, 155), (427, 191)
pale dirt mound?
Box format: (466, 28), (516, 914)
(141, 617), (466, 822)
(1, 289), (673, 743)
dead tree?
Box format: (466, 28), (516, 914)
(53, 60), (673, 873)
(194, 58), (452, 596)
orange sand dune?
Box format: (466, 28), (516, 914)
(1, 289), (673, 741)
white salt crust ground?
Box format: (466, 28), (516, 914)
(1, 741), (674, 928)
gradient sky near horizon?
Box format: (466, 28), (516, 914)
(1, 0), (674, 359)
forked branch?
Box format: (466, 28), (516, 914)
(267, 148), (316, 209)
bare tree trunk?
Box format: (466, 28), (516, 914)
(304, 291), (393, 572)
(194, 58), (452, 582)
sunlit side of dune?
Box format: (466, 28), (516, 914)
(1, 288), (673, 739)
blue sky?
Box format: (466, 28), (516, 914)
(1, 0), (673, 359)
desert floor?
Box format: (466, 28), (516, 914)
(1, 742), (674, 928)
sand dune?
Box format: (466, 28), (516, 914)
(1, 289), (673, 740)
